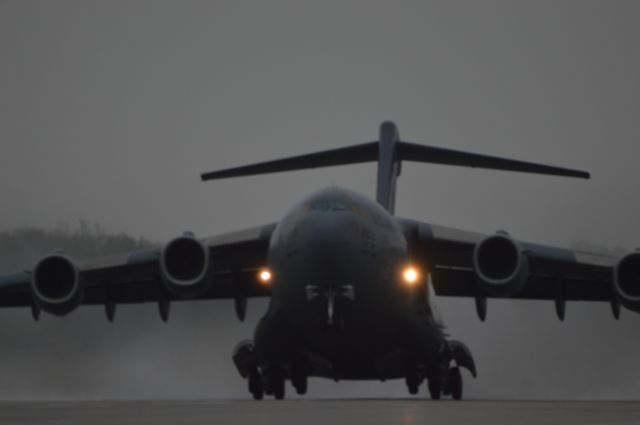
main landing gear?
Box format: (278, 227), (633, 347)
(448, 367), (463, 401)
(425, 366), (463, 400)
(234, 340), (312, 401)
(248, 368), (263, 400)
(407, 340), (476, 401)
(265, 366), (286, 400)
(246, 364), (308, 400)
(247, 366), (286, 400)
(405, 363), (465, 400)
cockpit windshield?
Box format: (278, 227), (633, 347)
(308, 200), (350, 212)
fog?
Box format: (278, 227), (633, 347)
(0, 0), (639, 400)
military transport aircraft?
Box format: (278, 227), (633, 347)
(0, 121), (636, 400)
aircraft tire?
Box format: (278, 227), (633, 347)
(405, 367), (421, 395)
(292, 375), (307, 395)
(273, 380), (285, 400)
(427, 378), (441, 400)
(449, 367), (462, 401)
(267, 367), (286, 400)
(290, 360), (308, 395)
(248, 369), (263, 400)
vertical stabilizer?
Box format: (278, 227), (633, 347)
(376, 121), (401, 214)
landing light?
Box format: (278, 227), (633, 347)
(258, 269), (272, 284)
(402, 266), (420, 285)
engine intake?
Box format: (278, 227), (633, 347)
(473, 233), (529, 296)
(160, 233), (211, 298)
(30, 254), (83, 316)
(614, 252), (640, 312)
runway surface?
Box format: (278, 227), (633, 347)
(0, 400), (637, 425)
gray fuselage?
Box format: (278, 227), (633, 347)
(255, 187), (444, 380)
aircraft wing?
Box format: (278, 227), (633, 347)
(398, 218), (623, 318)
(0, 223), (276, 319)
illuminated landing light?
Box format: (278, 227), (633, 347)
(403, 266), (420, 285)
(258, 269), (272, 284)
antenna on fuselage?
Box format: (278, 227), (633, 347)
(201, 121), (589, 214)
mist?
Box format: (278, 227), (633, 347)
(0, 0), (639, 400)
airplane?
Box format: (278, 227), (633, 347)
(1, 121), (638, 400)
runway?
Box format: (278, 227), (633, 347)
(0, 400), (637, 425)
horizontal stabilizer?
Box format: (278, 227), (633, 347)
(397, 142), (590, 179)
(201, 142), (377, 181)
(201, 122), (589, 184)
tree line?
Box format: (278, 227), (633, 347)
(0, 220), (154, 274)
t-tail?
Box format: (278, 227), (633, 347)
(201, 121), (590, 214)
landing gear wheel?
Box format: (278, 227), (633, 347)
(428, 378), (441, 400)
(292, 374), (308, 395)
(248, 368), (263, 400)
(408, 383), (419, 395)
(291, 361), (308, 395)
(406, 376), (420, 395)
(405, 368), (421, 395)
(449, 367), (463, 401)
(266, 367), (286, 400)
(273, 379), (285, 400)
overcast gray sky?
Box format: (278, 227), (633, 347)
(0, 0), (639, 400)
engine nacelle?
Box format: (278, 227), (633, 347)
(160, 233), (212, 298)
(614, 252), (640, 313)
(473, 233), (529, 297)
(30, 254), (83, 316)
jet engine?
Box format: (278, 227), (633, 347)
(160, 233), (212, 298)
(30, 254), (83, 316)
(614, 252), (640, 312)
(473, 233), (529, 297)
